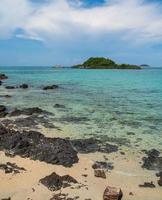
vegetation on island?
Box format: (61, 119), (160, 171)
(73, 57), (142, 69)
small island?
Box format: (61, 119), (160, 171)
(73, 57), (142, 69)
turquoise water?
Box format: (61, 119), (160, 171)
(0, 67), (162, 149)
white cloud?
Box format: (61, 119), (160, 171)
(0, 0), (162, 44)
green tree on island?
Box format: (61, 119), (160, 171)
(73, 57), (141, 69)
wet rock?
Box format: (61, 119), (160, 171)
(5, 86), (15, 89)
(92, 161), (114, 170)
(0, 105), (8, 118)
(94, 169), (106, 179)
(43, 85), (59, 90)
(19, 84), (28, 89)
(54, 104), (66, 109)
(139, 181), (155, 188)
(0, 124), (78, 167)
(0, 162), (26, 174)
(0, 74), (8, 80)
(142, 149), (162, 171)
(40, 172), (77, 191)
(103, 186), (123, 200)
(9, 107), (48, 117)
(71, 138), (118, 154)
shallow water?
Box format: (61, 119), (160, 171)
(0, 66), (162, 150)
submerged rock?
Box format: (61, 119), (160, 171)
(0, 162), (26, 174)
(71, 138), (118, 154)
(0, 74), (8, 80)
(9, 107), (47, 117)
(54, 104), (66, 109)
(43, 85), (59, 90)
(142, 149), (162, 171)
(40, 172), (77, 191)
(0, 124), (78, 167)
(103, 186), (123, 200)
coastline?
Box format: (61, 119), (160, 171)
(0, 69), (162, 199)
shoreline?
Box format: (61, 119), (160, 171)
(0, 72), (162, 199)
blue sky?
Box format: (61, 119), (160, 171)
(0, 0), (162, 66)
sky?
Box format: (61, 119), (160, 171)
(1, 0), (162, 66)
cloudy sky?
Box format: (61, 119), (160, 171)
(0, 0), (162, 66)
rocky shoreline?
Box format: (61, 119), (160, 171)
(0, 73), (162, 200)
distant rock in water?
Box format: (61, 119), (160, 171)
(5, 86), (15, 89)
(0, 74), (8, 80)
(5, 84), (29, 89)
(40, 172), (78, 191)
(0, 123), (78, 167)
(19, 84), (28, 89)
(43, 85), (59, 90)
(73, 57), (141, 69)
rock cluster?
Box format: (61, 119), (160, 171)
(0, 162), (26, 174)
(142, 149), (162, 171)
(0, 124), (78, 167)
(40, 172), (78, 191)
(71, 138), (118, 154)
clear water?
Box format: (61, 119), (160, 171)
(0, 66), (162, 150)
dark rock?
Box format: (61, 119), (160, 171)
(142, 149), (162, 171)
(9, 107), (47, 117)
(0, 95), (12, 98)
(129, 192), (133, 196)
(5, 86), (15, 89)
(1, 198), (11, 200)
(71, 138), (118, 154)
(0, 162), (26, 174)
(0, 73), (8, 80)
(43, 85), (59, 90)
(0, 124), (78, 167)
(103, 186), (123, 200)
(40, 172), (77, 191)
(94, 169), (106, 179)
(19, 84), (28, 89)
(54, 104), (66, 109)
(0, 80), (2, 85)
(92, 161), (114, 170)
(156, 172), (162, 186)
(139, 181), (155, 188)
(0, 105), (8, 118)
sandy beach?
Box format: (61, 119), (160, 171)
(0, 146), (162, 200)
